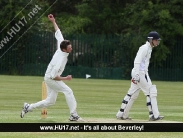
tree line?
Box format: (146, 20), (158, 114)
(0, 0), (183, 75)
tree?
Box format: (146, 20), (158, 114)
(0, 0), (49, 74)
(120, 0), (183, 65)
(46, 0), (183, 69)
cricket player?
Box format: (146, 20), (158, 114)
(20, 14), (84, 122)
(116, 31), (164, 121)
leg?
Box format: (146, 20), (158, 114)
(29, 84), (58, 110)
(122, 89), (140, 119)
(116, 81), (140, 120)
(146, 95), (153, 118)
(57, 81), (77, 116)
(46, 80), (77, 116)
(139, 72), (164, 120)
(149, 85), (159, 117)
(44, 79), (83, 121)
(139, 72), (154, 118)
(20, 83), (58, 118)
(148, 85), (164, 121)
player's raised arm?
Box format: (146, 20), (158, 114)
(48, 14), (59, 31)
(48, 14), (64, 49)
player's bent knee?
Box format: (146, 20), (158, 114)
(149, 85), (157, 97)
(47, 101), (55, 106)
(68, 89), (73, 94)
(45, 99), (56, 106)
(63, 87), (73, 94)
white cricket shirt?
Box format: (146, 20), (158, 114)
(133, 41), (152, 73)
(45, 29), (69, 79)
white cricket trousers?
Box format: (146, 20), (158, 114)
(28, 77), (77, 116)
(128, 70), (160, 118)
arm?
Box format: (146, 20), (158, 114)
(132, 46), (147, 84)
(48, 14), (64, 49)
(53, 75), (72, 81)
(133, 46), (147, 73)
(48, 14), (59, 31)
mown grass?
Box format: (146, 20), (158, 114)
(0, 75), (183, 137)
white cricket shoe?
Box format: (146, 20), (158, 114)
(69, 115), (85, 122)
(116, 111), (132, 120)
(20, 103), (30, 118)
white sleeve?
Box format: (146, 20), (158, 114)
(55, 29), (64, 49)
(133, 46), (147, 73)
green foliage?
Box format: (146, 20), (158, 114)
(119, 0), (183, 65)
(51, 0), (183, 66)
(0, 0), (49, 73)
(57, 14), (92, 35)
(1, 0), (183, 75)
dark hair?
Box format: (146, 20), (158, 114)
(60, 40), (71, 50)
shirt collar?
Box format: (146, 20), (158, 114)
(146, 41), (152, 50)
(58, 49), (69, 57)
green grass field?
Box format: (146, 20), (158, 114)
(0, 75), (183, 137)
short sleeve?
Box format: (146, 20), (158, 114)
(55, 29), (64, 49)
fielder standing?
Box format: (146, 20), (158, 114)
(20, 14), (84, 122)
(116, 31), (164, 121)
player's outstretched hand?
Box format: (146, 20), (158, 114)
(48, 14), (55, 22)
